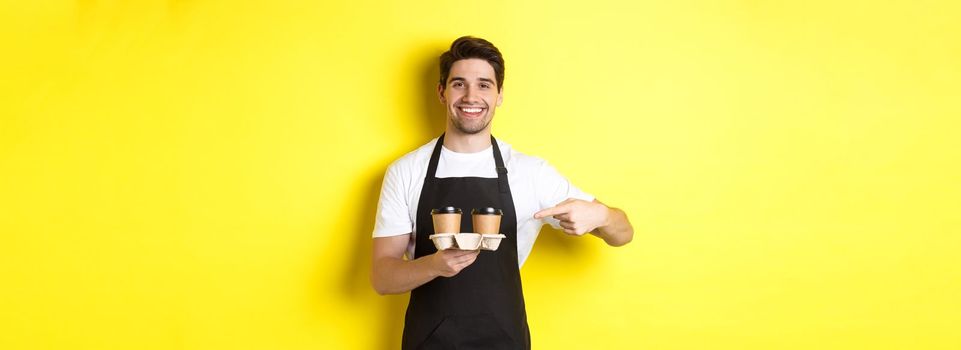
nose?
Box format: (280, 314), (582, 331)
(462, 86), (480, 103)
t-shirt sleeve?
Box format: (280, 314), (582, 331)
(372, 162), (414, 238)
(534, 160), (595, 230)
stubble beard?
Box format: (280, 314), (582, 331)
(448, 105), (493, 135)
(451, 114), (492, 135)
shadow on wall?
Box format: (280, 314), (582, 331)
(416, 48), (447, 141)
(335, 45), (593, 349)
(333, 49), (449, 350)
(336, 170), (408, 350)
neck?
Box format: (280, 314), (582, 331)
(443, 127), (492, 153)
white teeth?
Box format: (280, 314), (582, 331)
(460, 107), (483, 113)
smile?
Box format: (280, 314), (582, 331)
(458, 107), (484, 114)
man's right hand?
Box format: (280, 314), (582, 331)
(430, 249), (480, 277)
(372, 235), (480, 295)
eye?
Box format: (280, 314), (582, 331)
(452, 81), (464, 88)
(480, 83), (491, 89)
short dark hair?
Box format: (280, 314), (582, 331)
(439, 36), (505, 91)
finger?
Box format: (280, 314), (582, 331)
(553, 213), (571, 221)
(533, 206), (559, 219)
(458, 255), (478, 269)
(449, 250), (472, 257)
(450, 256), (468, 268)
(559, 220), (575, 230)
(563, 228), (577, 235)
(456, 251), (479, 262)
(534, 204), (572, 219)
(448, 249), (478, 257)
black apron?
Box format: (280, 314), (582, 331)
(401, 134), (531, 350)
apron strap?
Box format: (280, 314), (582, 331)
(490, 135), (510, 194)
(424, 133), (446, 183)
(425, 133), (509, 194)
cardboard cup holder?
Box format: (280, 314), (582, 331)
(430, 207), (505, 251)
(429, 233), (506, 251)
(480, 233), (507, 250)
(429, 233), (456, 250)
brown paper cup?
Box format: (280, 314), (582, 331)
(431, 207), (462, 234)
(471, 207), (503, 235)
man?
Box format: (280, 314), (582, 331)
(371, 36), (633, 349)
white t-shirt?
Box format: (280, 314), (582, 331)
(373, 137), (593, 267)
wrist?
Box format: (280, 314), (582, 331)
(598, 203), (613, 229)
(421, 253), (441, 279)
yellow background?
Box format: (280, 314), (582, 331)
(2, 1), (960, 349)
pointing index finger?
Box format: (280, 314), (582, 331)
(534, 203), (572, 219)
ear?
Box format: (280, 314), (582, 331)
(496, 87), (504, 107)
(437, 83), (446, 104)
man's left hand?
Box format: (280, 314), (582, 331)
(533, 198), (610, 236)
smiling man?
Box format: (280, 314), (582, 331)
(370, 36), (634, 349)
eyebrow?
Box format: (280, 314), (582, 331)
(449, 76), (497, 86)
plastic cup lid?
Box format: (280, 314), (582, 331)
(431, 206), (462, 214)
(471, 207), (503, 215)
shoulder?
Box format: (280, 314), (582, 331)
(497, 139), (549, 174)
(386, 138), (438, 176)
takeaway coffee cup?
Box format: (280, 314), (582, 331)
(471, 207), (503, 235)
(431, 207), (462, 234)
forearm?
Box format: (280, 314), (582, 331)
(371, 255), (438, 295)
(592, 207), (633, 247)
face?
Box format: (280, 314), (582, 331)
(438, 58), (503, 135)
